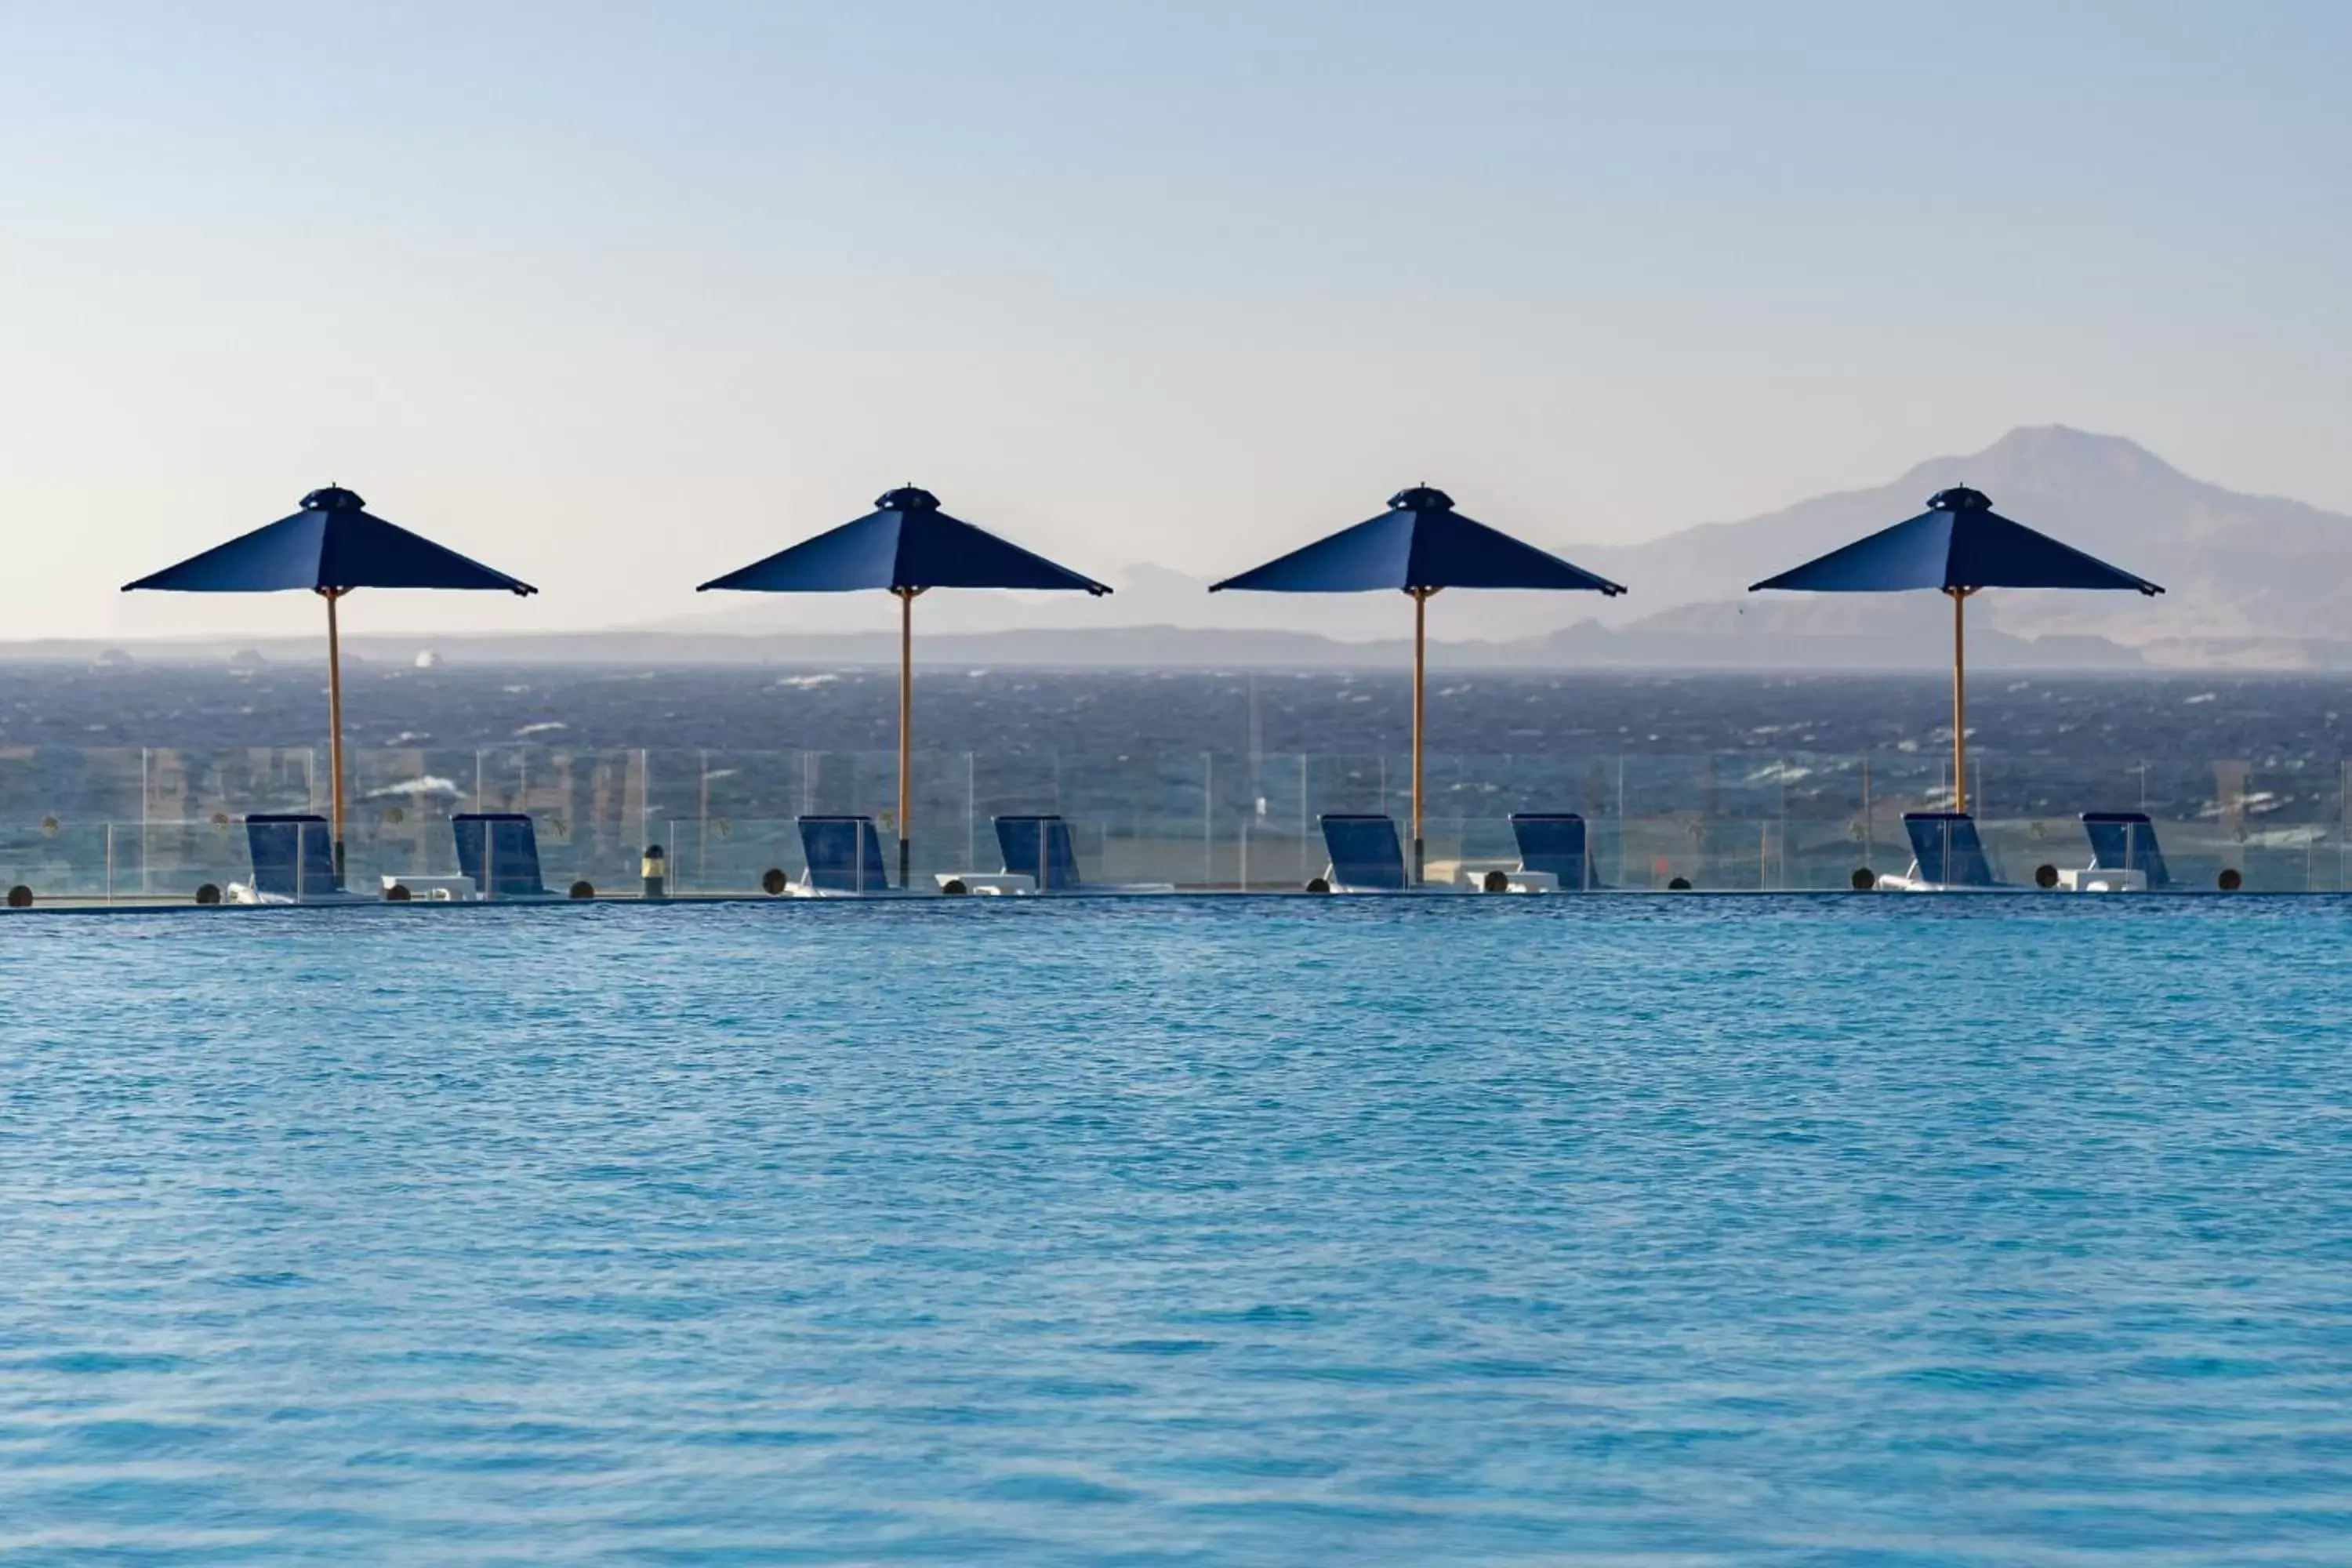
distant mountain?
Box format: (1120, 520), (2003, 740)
(1566, 425), (2352, 648)
(656, 426), (2352, 666)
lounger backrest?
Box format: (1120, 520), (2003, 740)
(994, 815), (1083, 891)
(1902, 811), (1997, 887)
(1320, 813), (1406, 891)
(797, 815), (890, 892)
(246, 813), (336, 898)
(453, 812), (548, 898)
(1510, 812), (1592, 889)
(2082, 811), (2171, 888)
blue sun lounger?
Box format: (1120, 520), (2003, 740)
(230, 812), (364, 903)
(1498, 812), (1598, 891)
(995, 814), (1083, 891)
(793, 815), (893, 895)
(1317, 814), (1409, 892)
(944, 814), (1176, 895)
(453, 813), (551, 899)
(1878, 811), (2004, 891)
(2064, 811), (2172, 891)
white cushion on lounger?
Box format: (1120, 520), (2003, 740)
(937, 873), (1037, 895)
(2056, 866), (2147, 892)
(382, 874), (479, 901)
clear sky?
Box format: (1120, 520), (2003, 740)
(3, 1), (2347, 638)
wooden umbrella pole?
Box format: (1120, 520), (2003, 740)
(1950, 586), (1971, 815)
(1411, 587), (1432, 885)
(896, 587), (919, 888)
(323, 587), (349, 887)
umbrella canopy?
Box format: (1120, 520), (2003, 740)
(699, 486), (1110, 888)
(1748, 486), (2161, 596)
(1209, 485), (1624, 596)
(1212, 486), (1624, 884)
(123, 485), (537, 596)
(699, 486), (1110, 596)
(1750, 486), (2161, 817)
(125, 485), (536, 888)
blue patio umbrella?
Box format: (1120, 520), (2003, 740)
(1211, 485), (1626, 883)
(1750, 485), (2160, 814)
(699, 485), (1110, 886)
(124, 485), (537, 887)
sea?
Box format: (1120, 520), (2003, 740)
(4, 659), (2347, 764)
(4, 662), (2347, 897)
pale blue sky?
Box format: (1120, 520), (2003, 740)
(3, 2), (2347, 637)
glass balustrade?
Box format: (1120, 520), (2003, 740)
(0, 746), (2343, 900)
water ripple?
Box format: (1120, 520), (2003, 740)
(2, 898), (2350, 1562)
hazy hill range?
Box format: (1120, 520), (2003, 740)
(1567, 425), (2352, 665)
(21, 428), (2349, 670)
(644, 426), (2352, 669)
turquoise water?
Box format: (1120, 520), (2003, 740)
(4, 899), (2350, 1564)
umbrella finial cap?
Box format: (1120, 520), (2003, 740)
(1929, 486), (1991, 512)
(876, 485), (941, 514)
(301, 485), (367, 512)
(1388, 485), (1454, 513)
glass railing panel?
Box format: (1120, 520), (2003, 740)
(0, 746), (2345, 898)
(0, 817), (353, 903)
(132, 747), (322, 824)
(2215, 754), (2343, 892)
(0, 822), (112, 900)
(658, 818), (803, 896)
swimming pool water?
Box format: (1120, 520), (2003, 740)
(4, 898), (2350, 1564)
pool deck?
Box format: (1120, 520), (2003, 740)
(0, 886), (2308, 913)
